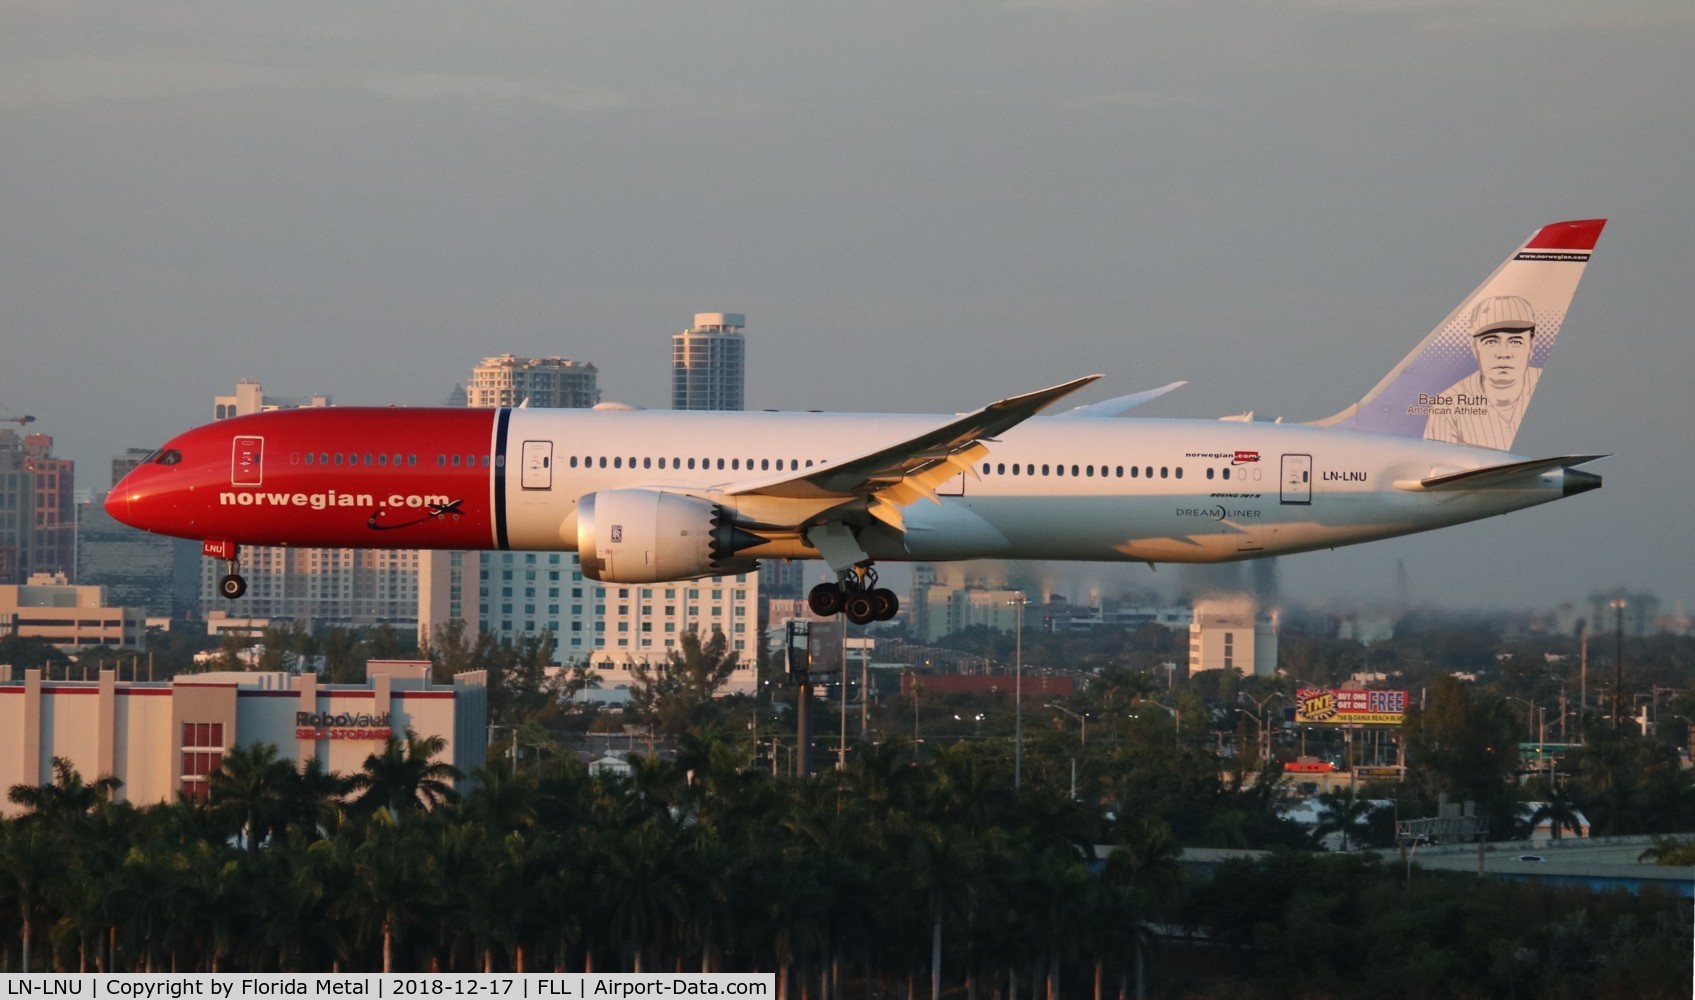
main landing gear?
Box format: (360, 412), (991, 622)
(808, 563), (899, 625)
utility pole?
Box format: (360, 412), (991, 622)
(1009, 594), (1027, 790)
(1611, 596), (1626, 735)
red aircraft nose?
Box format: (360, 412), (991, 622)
(104, 480), (132, 526)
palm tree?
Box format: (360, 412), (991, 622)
(903, 822), (979, 1000)
(1312, 790), (1378, 852)
(0, 820), (55, 972)
(209, 743), (296, 852)
(8, 757), (122, 827)
(331, 810), (441, 972)
(346, 731), (462, 819)
(1524, 778), (1586, 840)
(601, 820), (685, 971)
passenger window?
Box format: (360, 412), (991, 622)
(1160, 467), (1168, 478)
(997, 463), (1005, 475)
(1130, 466), (1138, 478)
(688, 458), (696, 470)
(716, 459), (725, 470)
(1011, 465), (1020, 476)
(614, 457), (622, 469)
(732, 459), (740, 470)
(305, 453), (315, 466)
(599, 457), (607, 469)
(337, 454), (347, 466)
(1086, 466), (1094, 477)
(1116, 466), (1123, 477)
(1056, 465), (1065, 477)
(644, 457), (652, 469)
(407, 455), (416, 466)
(1206, 468), (1215, 480)
(1071, 465), (1079, 476)
(1175, 467), (1183, 479)
(761, 459), (770, 471)
(377, 454), (388, 466)
(438, 455), (447, 467)
(1042, 464), (1050, 476)
(364, 454), (374, 465)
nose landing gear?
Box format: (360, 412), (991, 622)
(808, 562), (899, 625)
(205, 540), (247, 600)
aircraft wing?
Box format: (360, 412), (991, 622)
(723, 375), (1101, 528)
(1055, 380), (1186, 418)
(1394, 454), (1608, 492)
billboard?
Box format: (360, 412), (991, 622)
(1295, 688), (1407, 727)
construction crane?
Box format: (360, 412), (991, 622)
(0, 407), (35, 428)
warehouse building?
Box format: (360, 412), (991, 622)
(0, 660), (487, 815)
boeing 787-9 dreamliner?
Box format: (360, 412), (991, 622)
(110, 219), (1607, 623)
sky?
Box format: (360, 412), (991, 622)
(1, 1), (1690, 616)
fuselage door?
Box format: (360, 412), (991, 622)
(521, 440), (553, 491)
(1280, 454), (1312, 505)
(231, 436), (264, 487)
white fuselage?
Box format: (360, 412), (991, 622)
(499, 408), (1570, 566)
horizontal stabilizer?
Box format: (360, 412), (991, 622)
(1057, 381), (1187, 419)
(1394, 454), (1607, 492)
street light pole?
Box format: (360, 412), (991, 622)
(1009, 594), (1027, 790)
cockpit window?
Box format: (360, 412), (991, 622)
(154, 449), (183, 466)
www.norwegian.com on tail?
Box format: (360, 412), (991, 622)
(1314, 219), (1606, 453)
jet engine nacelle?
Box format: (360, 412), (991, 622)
(576, 489), (762, 583)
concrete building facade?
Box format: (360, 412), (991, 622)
(0, 573), (147, 651)
(468, 355), (599, 409)
(0, 661), (487, 815)
(1188, 595), (1279, 677)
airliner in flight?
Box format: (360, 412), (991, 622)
(110, 219), (1606, 624)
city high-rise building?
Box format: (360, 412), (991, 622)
(203, 381), (420, 629)
(672, 313), (746, 412)
(0, 428), (75, 585)
(23, 434), (74, 581)
(468, 355), (599, 409)
(0, 430), (30, 583)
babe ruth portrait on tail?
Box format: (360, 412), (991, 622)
(1422, 295), (1542, 450)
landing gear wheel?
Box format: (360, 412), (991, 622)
(843, 592), (878, 625)
(219, 574), (248, 600)
(870, 588), (899, 622)
(808, 582), (844, 617)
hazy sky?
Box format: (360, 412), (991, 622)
(2, 1), (1690, 615)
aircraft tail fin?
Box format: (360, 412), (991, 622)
(1312, 219), (1605, 451)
